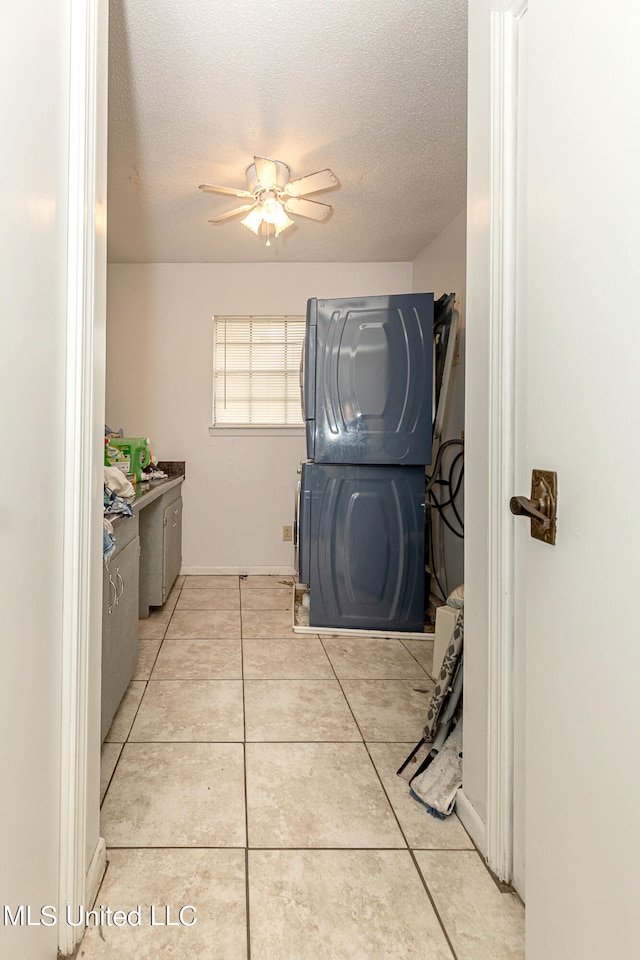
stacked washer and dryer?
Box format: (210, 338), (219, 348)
(295, 293), (435, 633)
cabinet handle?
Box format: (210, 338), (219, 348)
(116, 570), (124, 604)
(108, 574), (117, 614)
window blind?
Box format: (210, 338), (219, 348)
(213, 315), (305, 426)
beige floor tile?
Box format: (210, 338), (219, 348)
(249, 849), (453, 960)
(243, 637), (333, 679)
(132, 638), (162, 680)
(168, 573), (186, 593)
(104, 681), (146, 743)
(155, 592), (180, 617)
(323, 636), (429, 679)
(129, 680), (244, 742)
(165, 609), (240, 639)
(151, 638), (242, 679)
(165, 573), (184, 599)
(182, 575), (240, 590)
(402, 637), (436, 677)
(415, 851), (525, 960)
(240, 587), (292, 610)
(367, 742), (474, 849)
(244, 679), (361, 742)
(78, 848), (246, 960)
(341, 679), (433, 741)
(138, 610), (170, 640)
(241, 610), (296, 639)
(100, 743), (122, 805)
(175, 588), (240, 610)
(159, 592), (180, 614)
(240, 574), (294, 588)
(246, 741), (404, 848)
(101, 742), (246, 847)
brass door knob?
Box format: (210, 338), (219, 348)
(509, 495), (551, 529)
(510, 470), (557, 545)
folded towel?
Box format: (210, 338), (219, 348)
(104, 465), (135, 499)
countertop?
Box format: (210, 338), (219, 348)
(130, 474), (184, 514)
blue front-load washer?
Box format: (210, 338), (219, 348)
(297, 462), (425, 632)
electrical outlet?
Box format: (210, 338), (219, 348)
(282, 525), (293, 542)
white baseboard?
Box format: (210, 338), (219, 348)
(455, 789), (487, 857)
(181, 566), (295, 575)
(85, 836), (107, 907)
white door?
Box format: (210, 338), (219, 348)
(520, 2), (640, 956)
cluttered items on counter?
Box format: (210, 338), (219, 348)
(104, 427), (167, 483)
(103, 466), (134, 561)
(104, 435), (151, 482)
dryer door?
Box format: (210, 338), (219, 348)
(307, 293), (434, 465)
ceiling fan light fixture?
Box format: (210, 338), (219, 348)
(240, 207), (264, 235)
(201, 155), (338, 243)
(241, 197), (294, 241)
(261, 197), (293, 232)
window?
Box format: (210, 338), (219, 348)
(212, 315), (305, 428)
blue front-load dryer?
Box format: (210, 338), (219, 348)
(297, 462), (425, 632)
(303, 293), (434, 465)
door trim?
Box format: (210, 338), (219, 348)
(485, 0), (527, 885)
(58, 0), (107, 954)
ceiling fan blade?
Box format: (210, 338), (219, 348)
(284, 196), (332, 222)
(209, 203), (256, 223)
(199, 183), (254, 198)
(253, 156), (278, 189)
(284, 168), (338, 197)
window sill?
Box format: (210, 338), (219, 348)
(208, 425), (305, 437)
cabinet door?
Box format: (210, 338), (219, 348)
(163, 496), (182, 601)
(101, 535), (140, 740)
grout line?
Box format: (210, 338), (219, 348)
(240, 588), (252, 960)
(245, 845), (252, 960)
(407, 847), (461, 960)
(99, 741), (124, 809)
(399, 635), (437, 681)
(101, 844), (459, 852)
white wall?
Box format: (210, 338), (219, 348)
(106, 262), (412, 571)
(0, 1), (106, 957)
(412, 209), (467, 592)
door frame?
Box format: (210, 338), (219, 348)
(58, 0), (108, 954)
(484, 0), (527, 885)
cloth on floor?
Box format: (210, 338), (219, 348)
(410, 720), (463, 819)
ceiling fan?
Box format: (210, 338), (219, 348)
(199, 156), (338, 245)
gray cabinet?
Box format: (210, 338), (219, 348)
(138, 484), (183, 617)
(101, 516), (140, 741)
(102, 477), (183, 740)
(163, 494), (182, 602)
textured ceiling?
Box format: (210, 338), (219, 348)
(108, 0), (468, 263)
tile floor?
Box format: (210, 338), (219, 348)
(81, 575), (524, 959)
